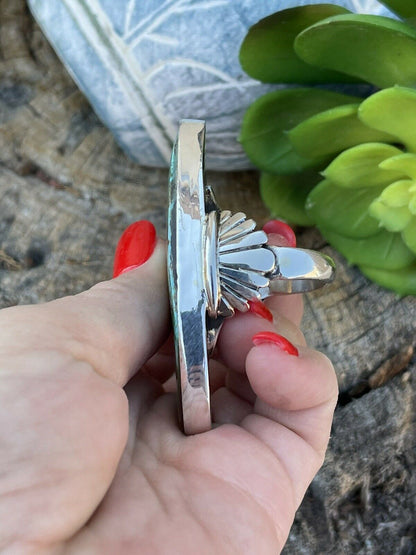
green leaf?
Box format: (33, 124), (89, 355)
(306, 179), (383, 238)
(322, 143), (404, 188)
(403, 218), (416, 254)
(409, 194), (416, 214)
(260, 171), (319, 226)
(359, 86), (416, 152)
(369, 200), (412, 232)
(287, 104), (396, 160)
(294, 14), (416, 88)
(369, 180), (416, 234)
(378, 179), (413, 207)
(318, 227), (416, 270)
(239, 4), (355, 84)
(360, 263), (416, 296)
(379, 153), (416, 179)
(239, 88), (361, 174)
(378, 0), (416, 23)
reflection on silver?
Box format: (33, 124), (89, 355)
(167, 120), (210, 435)
(268, 247), (336, 293)
(168, 119), (335, 435)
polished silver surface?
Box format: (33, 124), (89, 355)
(168, 119), (335, 435)
(167, 119), (211, 435)
(203, 210), (220, 318)
(268, 247), (336, 293)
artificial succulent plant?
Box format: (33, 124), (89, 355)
(239, 1), (416, 295)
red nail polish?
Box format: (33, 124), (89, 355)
(248, 299), (273, 322)
(252, 331), (299, 356)
(263, 220), (296, 247)
(113, 220), (156, 278)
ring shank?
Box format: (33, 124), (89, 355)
(267, 246), (335, 293)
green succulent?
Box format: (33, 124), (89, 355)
(239, 3), (416, 295)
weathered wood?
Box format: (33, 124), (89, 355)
(0, 1), (415, 553)
(285, 365), (416, 554)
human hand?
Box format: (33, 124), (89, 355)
(0, 220), (337, 554)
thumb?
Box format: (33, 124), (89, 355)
(1, 222), (170, 386)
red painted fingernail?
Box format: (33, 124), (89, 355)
(263, 220), (296, 247)
(248, 299), (273, 322)
(252, 331), (299, 356)
(113, 220), (156, 278)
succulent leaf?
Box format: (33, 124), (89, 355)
(360, 263), (416, 296)
(409, 195), (416, 215)
(287, 104), (396, 160)
(239, 88), (361, 174)
(317, 227), (416, 270)
(403, 218), (416, 253)
(239, 6), (416, 295)
(378, 0), (416, 23)
(369, 201), (412, 232)
(379, 152), (416, 179)
(294, 14), (416, 88)
(306, 179), (384, 238)
(377, 179), (413, 207)
(239, 4), (355, 84)
(260, 171), (319, 226)
(358, 86), (416, 152)
(322, 143), (404, 188)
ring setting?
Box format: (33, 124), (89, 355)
(168, 120), (335, 435)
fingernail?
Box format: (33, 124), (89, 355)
(252, 331), (299, 357)
(263, 220), (296, 247)
(113, 220), (156, 278)
(248, 299), (273, 322)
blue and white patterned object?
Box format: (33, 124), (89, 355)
(28, 0), (392, 170)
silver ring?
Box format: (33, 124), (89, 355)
(167, 120), (335, 435)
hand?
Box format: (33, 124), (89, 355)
(0, 221), (337, 554)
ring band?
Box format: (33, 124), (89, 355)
(168, 120), (335, 435)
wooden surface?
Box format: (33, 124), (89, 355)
(0, 1), (415, 553)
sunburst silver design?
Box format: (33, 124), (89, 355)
(204, 209), (276, 317)
(219, 210), (276, 313)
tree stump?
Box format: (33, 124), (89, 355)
(0, 1), (415, 552)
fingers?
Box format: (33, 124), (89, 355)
(120, 372), (164, 466)
(56, 239), (170, 385)
(214, 220), (306, 411)
(241, 413), (324, 509)
(217, 219), (304, 374)
(211, 387), (252, 424)
(245, 338), (337, 457)
(141, 334), (175, 384)
(217, 310), (306, 374)
(0, 225), (170, 387)
(215, 215), (337, 459)
(264, 294), (304, 328)
(262, 220), (297, 249)
(246, 343), (337, 413)
(214, 332), (338, 451)
(214, 296), (306, 427)
(238, 341), (338, 507)
(263, 221), (303, 327)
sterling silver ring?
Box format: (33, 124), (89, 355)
(168, 119), (335, 435)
